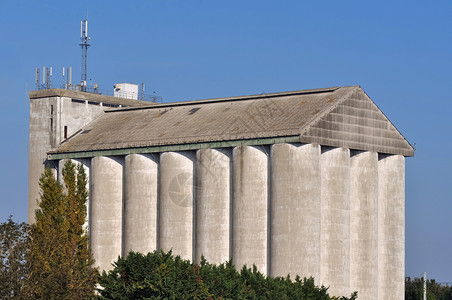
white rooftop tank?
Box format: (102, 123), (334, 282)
(113, 83), (139, 100)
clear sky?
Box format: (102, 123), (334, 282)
(1, 0), (451, 283)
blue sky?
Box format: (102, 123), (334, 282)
(1, 0), (451, 283)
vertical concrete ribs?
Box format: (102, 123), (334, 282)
(80, 143), (405, 300)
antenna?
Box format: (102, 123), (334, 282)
(424, 272), (427, 300)
(141, 83), (145, 100)
(69, 67), (72, 88)
(35, 68), (40, 89)
(45, 67), (52, 89)
(80, 20), (91, 92)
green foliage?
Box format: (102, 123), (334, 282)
(98, 250), (358, 300)
(406, 277), (452, 300)
(0, 216), (29, 299)
(27, 161), (98, 299)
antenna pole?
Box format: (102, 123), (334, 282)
(423, 272), (427, 300)
(36, 68), (40, 90)
(141, 83), (145, 100)
(80, 20), (91, 92)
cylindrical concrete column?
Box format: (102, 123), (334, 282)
(124, 154), (158, 255)
(320, 147), (350, 296)
(232, 146), (268, 274)
(350, 151), (378, 300)
(378, 154), (405, 300)
(159, 151), (194, 261)
(271, 143), (321, 280)
(195, 148), (231, 264)
(90, 156), (123, 271)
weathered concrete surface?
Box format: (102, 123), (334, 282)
(29, 97), (58, 223)
(232, 146), (268, 274)
(159, 151), (195, 261)
(90, 156), (123, 271)
(350, 151), (378, 299)
(320, 147), (350, 297)
(300, 88), (414, 157)
(270, 143), (321, 280)
(378, 154), (405, 300)
(28, 96), (104, 223)
(124, 154), (158, 254)
(195, 148), (231, 264)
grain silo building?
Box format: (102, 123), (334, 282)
(28, 85), (414, 299)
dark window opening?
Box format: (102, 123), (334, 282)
(50, 118), (53, 131)
(64, 126), (68, 139)
(103, 103), (120, 108)
(50, 105), (53, 115)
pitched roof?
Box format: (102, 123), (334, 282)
(51, 86), (414, 157)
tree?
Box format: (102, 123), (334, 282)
(97, 250), (358, 300)
(406, 276), (452, 300)
(0, 216), (29, 299)
(27, 161), (98, 299)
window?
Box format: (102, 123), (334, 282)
(64, 126), (68, 139)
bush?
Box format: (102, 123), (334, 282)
(97, 250), (357, 300)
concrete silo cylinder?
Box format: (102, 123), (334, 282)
(350, 151), (378, 300)
(124, 154), (158, 255)
(270, 143), (321, 280)
(159, 151), (195, 261)
(90, 156), (123, 271)
(378, 154), (405, 300)
(320, 147), (350, 297)
(232, 145), (268, 274)
(195, 148), (231, 264)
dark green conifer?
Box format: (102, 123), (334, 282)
(27, 161), (98, 299)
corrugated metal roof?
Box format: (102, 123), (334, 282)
(51, 86), (415, 156)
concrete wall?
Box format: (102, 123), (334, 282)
(40, 143), (406, 299)
(159, 151), (195, 261)
(28, 96), (104, 223)
(124, 154), (158, 254)
(320, 147), (350, 296)
(350, 151), (378, 299)
(195, 148), (231, 264)
(270, 143), (321, 280)
(232, 146), (268, 274)
(90, 156), (124, 271)
(29, 97), (58, 223)
(378, 154), (405, 300)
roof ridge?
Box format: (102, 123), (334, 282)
(105, 86), (357, 113)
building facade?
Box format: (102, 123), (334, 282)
(28, 86), (414, 299)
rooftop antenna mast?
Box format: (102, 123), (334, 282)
(80, 20), (91, 92)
